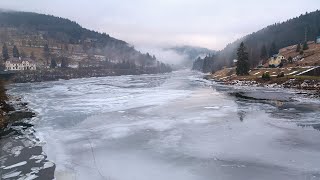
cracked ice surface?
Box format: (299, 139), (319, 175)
(8, 70), (320, 180)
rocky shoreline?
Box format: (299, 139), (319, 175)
(0, 81), (12, 130)
(205, 74), (320, 97)
(0, 81), (55, 179)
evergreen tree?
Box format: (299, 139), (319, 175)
(288, 56), (293, 64)
(12, 45), (20, 58)
(192, 57), (204, 71)
(60, 57), (69, 68)
(260, 45), (268, 59)
(296, 43), (301, 52)
(202, 55), (214, 73)
(30, 51), (36, 60)
(269, 42), (277, 56)
(303, 41), (309, 50)
(50, 58), (57, 68)
(2, 43), (9, 61)
(43, 44), (50, 65)
(236, 42), (250, 76)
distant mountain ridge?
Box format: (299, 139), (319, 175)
(166, 45), (215, 60)
(164, 45), (215, 68)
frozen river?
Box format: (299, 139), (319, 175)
(5, 70), (320, 180)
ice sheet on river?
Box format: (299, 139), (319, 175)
(7, 70), (320, 180)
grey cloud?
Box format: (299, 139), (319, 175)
(0, 0), (319, 50)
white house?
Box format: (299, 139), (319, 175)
(5, 57), (37, 71)
(268, 55), (286, 67)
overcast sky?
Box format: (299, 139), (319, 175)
(0, 0), (319, 50)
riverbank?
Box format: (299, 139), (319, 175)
(0, 81), (35, 130)
(206, 67), (320, 95)
(0, 80), (12, 129)
(0, 81), (55, 179)
(10, 66), (172, 83)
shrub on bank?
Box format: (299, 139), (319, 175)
(262, 72), (271, 80)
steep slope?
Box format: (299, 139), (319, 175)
(0, 10), (170, 70)
(196, 10), (320, 72)
(0, 10), (125, 45)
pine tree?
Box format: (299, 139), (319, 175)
(61, 57), (69, 68)
(2, 43), (9, 61)
(296, 43), (301, 52)
(12, 45), (20, 58)
(236, 42), (250, 76)
(43, 44), (50, 65)
(202, 55), (214, 73)
(269, 42), (277, 56)
(260, 45), (268, 59)
(30, 51), (36, 60)
(303, 41), (309, 50)
(288, 56), (293, 64)
(50, 58), (57, 68)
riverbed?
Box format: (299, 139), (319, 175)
(4, 70), (320, 180)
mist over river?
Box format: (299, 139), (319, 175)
(6, 70), (320, 180)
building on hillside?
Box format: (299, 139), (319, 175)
(5, 57), (37, 71)
(268, 55), (286, 67)
(316, 36), (320, 44)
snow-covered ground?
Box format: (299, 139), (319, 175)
(7, 70), (320, 180)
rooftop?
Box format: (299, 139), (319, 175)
(6, 57), (36, 64)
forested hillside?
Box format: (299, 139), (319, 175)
(0, 10), (171, 71)
(194, 10), (320, 73)
(0, 11), (121, 44)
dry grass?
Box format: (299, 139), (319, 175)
(286, 75), (320, 80)
(280, 43), (320, 67)
(211, 66), (320, 86)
